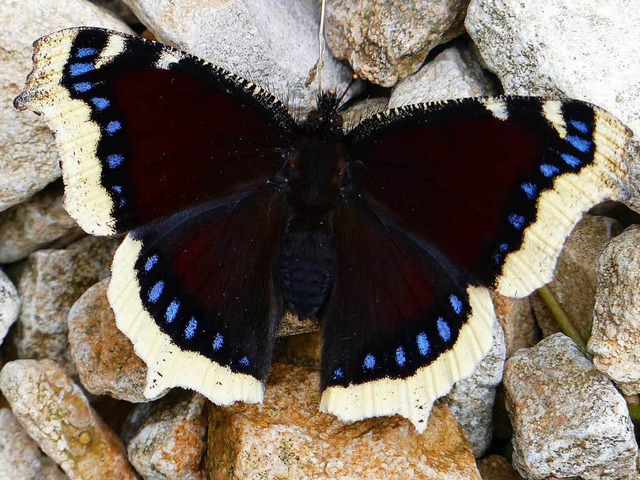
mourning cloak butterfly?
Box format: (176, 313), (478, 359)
(15, 27), (630, 432)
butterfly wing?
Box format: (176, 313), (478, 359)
(108, 185), (287, 402)
(346, 97), (630, 297)
(15, 27), (296, 235)
(321, 97), (630, 430)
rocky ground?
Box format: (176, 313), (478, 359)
(1, 0), (639, 479)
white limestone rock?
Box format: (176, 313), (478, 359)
(504, 333), (638, 480)
(0, 0), (133, 213)
(0, 269), (20, 346)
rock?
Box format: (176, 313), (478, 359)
(90, 0), (139, 24)
(589, 225), (640, 395)
(206, 363), (481, 479)
(68, 278), (149, 402)
(1, 0), (133, 213)
(127, 391), (207, 480)
(390, 40), (498, 108)
(492, 293), (538, 358)
(477, 455), (524, 480)
(0, 359), (136, 480)
(0, 182), (81, 264)
(274, 331), (322, 369)
(0, 407), (67, 480)
(465, 0), (640, 131)
(11, 236), (119, 374)
(123, 0), (351, 116)
(325, 0), (470, 86)
(504, 333), (638, 480)
(0, 269), (20, 346)
(531, 215), (622, 338)
(446, 319), (505, 457)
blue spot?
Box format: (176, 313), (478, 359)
(492, 253), (502, 264)
(144, 254), (158, 272)
(69, 62), (94, 77)
(521, 182), (537, 199)
(239, 356), (250, 367)
(363, 354), (376, 370)
(212, 333), (224, 351)
(184, 318), (197, 340)
(332, 368), (344, 380)
(540, 164), (560, 178)
(417, 333), (430, 356)
(499, 243), (509, 252)
(395, 347), (406, 366)
(148, 281), (164, 303)
(165, 299), (180, 323)
(449, 294), (463, 315)
(118, 198), (126, 208)
(105, 121), (121, 135)
(437, 317), (452, 342)
(561, 153), (581, 168)
(107, 154), (124, 168)
(508, 213), (526, 230)
(91, 97), (110, 110)
(76, 47), (97, 58)
(567, 135), (592, 153)
(569, 120), (589, 134)
(112, 185), (122, 194)
(72, 82), (93, 93)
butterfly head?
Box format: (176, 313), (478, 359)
(305, 91), (344, 137)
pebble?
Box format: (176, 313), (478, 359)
(0, 269), (20, 346)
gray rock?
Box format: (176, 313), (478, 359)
(0, 183), (81, 264)
(127, 391), (207, 480)
(325, 0), (470, 87)
(465, 0), (640, 133)
(504, 333), (638, 480)
(123, 0), (352, 117)
(11, 236), (119, 374)
(390, 41), (498, 108)
(447, 320), (506, 457)
(0, 407), (67, 480)
(1, 0), (132, 213)
(589, 225), (640, 395)
(0, 359), (136, 480)
(531, 215), (623, 338)
(0, 269), (20, 346)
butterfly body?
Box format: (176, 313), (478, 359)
(15, 27), (631, 432)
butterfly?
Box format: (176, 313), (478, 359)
(15, 27), (630, 432)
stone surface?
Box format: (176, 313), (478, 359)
(0, 183), (81, 264)
(446, 319), (505, 457)
(477, 455), (524, 480)
(1, 0), (132, 213)
(531, 215), (622, 338)
(0, 407), (67, 480)
(274, 331), (321, 369)
(11, 236), (119, 374)
(123, 0), (351, 116)
(390, 40), (498, 108)
(0, 359), (136, 480)
(504, 333), (638, 480)
(589, 225), (640, 395)
(325, 0), (470, 86)
(492, 293), (538, 358)
(127, 391), (207, 480)
(0, 269), (20, 346)
(206, 363), (481, 479)
(68, 278), (149, 402)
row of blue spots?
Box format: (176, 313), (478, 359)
(91, 97), (110, 111)
(566, 134), (591, 153)
(417, 332), (430, 356)
(72, 81), (93, 93)
(436, 318), (451, 342)
(508, 213), (526, 230)
(165, 299), (180, 323)
(184, 317), (198, 340)
(106, 120), (122, 135)
(144, 254), (159, 272)
(395, 347), (406, 367)
(540, 163), (560, 178)
(363, 354), (376, 370)
(569, 119), (589, 135)
(111, 186), (126, 207)
(212, 332), (224, 351)
(148, 281), (164, 303)
(521, 182), (537, 200)
(449, 294), (463, 315)
(107, 154), (124, 168)
(492, 242), (510, 264)
(76, 47), (98, 58)
(69, 62), (94, 77)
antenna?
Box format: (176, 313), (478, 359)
(316, 0), (327, 94)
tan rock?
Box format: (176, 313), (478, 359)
(492, 293), (538, 358)
(477, 455), (524, 480)
(0, 359), (136, 480)
(206, 363), (481, 480)
(274, 331), (322, 368)
(530, 215), (622, 338)
(325, 0), (470, 86)
(68, 278), (149, 402)
(127, 391), (208, 480)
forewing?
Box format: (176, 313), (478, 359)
(320, 198), (495, 431)
(108, 185), (287, 403)
(346, 97), (630, 297)
(15, 27), (296, 235)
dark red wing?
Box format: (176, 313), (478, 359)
(15, 28), (296, 235)
(346, 97), (629, 297)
